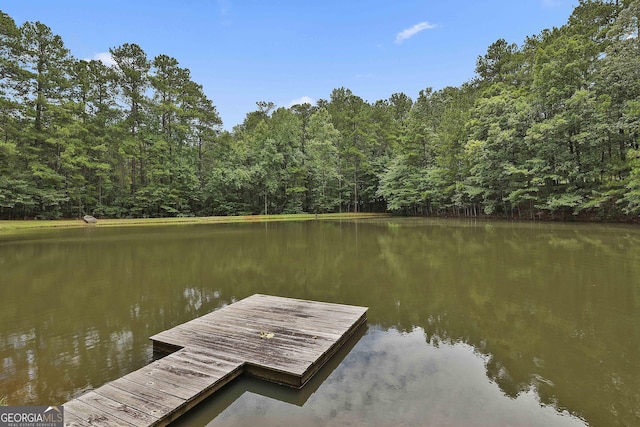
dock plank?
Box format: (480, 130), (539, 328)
(123, 370), (202, 400)
(63, 412), (86, 427)
(64, 399), (137, 427)
(135, 362), (214, 393)
(153, 329), (313, 374)
(107, 378), (185, 411)
(77, 391), (159, 426)
(158, 309), (363, 358)
(93, 384), (175, 418)
(202, 301), (363, 331)
(188, 313), (344, 341)
(152, 353), (240, 381)
(169, 321), (332, 362)
(64, 294), (367, 427)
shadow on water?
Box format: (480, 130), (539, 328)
(172, 324), (368, 426)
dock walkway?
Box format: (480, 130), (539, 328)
(63, 294), (368, 426)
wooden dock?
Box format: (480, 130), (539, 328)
(63, 294), (368, 427)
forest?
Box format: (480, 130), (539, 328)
(1, 0), (640, 220)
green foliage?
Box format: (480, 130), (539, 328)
(621, 149), (640, 214)
(2, 1), (640, 220)
(307, 108), (341, 212)
(377, 155), (424, 213)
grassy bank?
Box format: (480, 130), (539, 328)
(0, 212), (390, 232)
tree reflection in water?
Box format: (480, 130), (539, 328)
(0, 220), (638, 426)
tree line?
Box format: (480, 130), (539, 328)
(1, 0), (640, 220)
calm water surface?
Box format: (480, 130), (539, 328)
(0, 219), (638, 426)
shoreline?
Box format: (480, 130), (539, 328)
(0, 213), (391, 232)
(2, 212), (637, 235)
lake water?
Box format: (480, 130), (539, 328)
(0, 218), (638, 426)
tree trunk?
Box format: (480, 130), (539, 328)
(353, 162), (358, 213)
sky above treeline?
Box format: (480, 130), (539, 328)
(3, 0), (578, 129)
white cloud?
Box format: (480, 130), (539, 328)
(541, 0), (568, 7)
(395, 21), (437, 44)
(217, 0), (233, 26)
(218, 0), (230, 16)
(541, 0), (577, 8)
(92, 52), (116, 67)
(288, 96), (315, 107)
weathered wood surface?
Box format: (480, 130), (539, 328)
(63, 294), (367, 427)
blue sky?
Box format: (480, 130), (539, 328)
(3, 0), (578, 129)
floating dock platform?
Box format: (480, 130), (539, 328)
(63, 294), (368, 426)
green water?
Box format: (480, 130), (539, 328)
(0, 219), (638, 426)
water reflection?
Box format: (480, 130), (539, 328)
(1, 219), (639, 426)
(194, 327), (584, 427)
